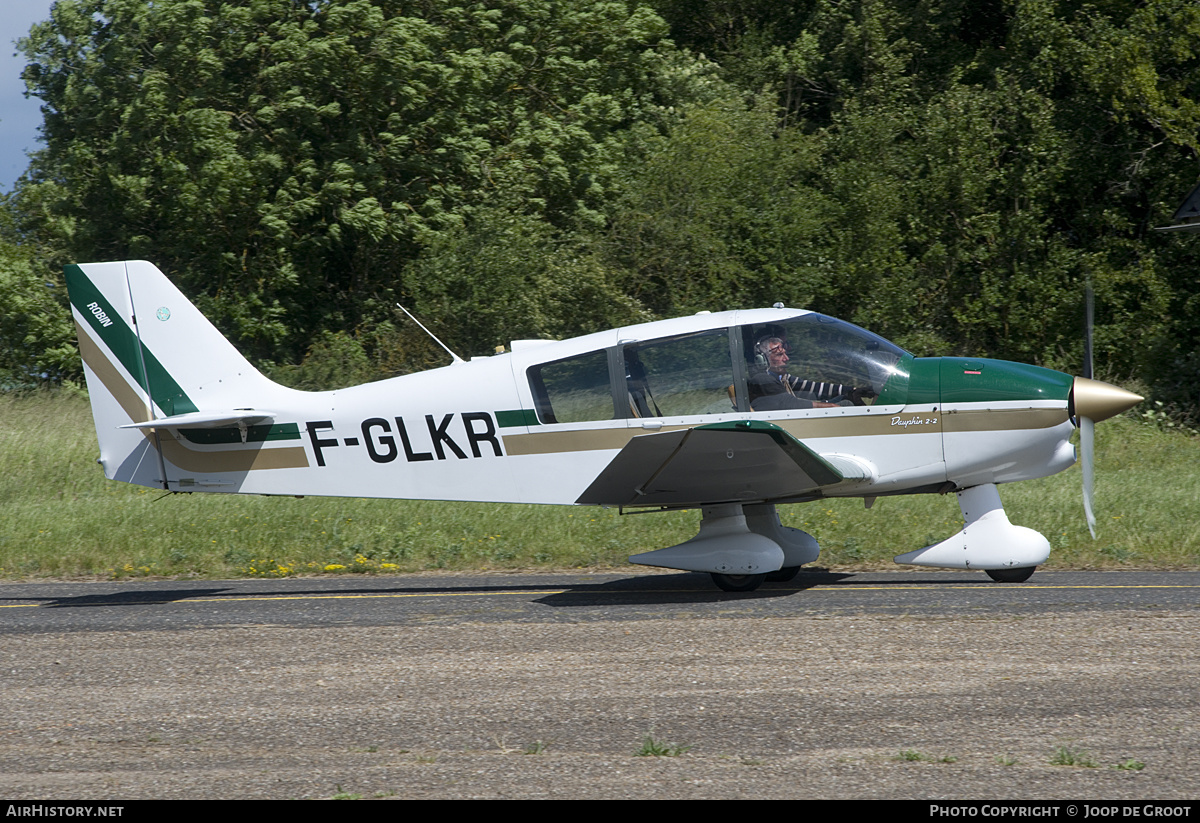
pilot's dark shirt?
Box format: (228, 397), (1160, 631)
(748, 371), (850, 410)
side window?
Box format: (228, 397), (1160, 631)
(528, 350), (614, 424)
(624, 329), (735, 417)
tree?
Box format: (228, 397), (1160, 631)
(0, 200), (75, 388)
(648, 0), (1200, 392)
(603, 97), (830, 316)
(13, 0), (693, 366)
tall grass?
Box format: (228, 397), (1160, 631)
(1, 392), (1196, 580)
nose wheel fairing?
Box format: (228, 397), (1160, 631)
(893, 483), (1050, 571)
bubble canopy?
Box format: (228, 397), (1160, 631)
(527, 312), (912, 424)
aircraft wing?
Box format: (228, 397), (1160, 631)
(576, 420), (863, 508)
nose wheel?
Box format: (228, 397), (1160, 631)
(986, 566), (1036, 583)
(710, 572), (767, 592)
(766, 565), (802, 582)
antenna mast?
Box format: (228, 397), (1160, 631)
(396, 304), (465, 364)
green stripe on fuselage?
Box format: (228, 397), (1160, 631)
(178, 423), (302, 444)
(496, 408), (540, 428)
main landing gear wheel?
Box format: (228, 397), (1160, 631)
(986, 566), (1036, 583)
(711, 572), (767, 592)
(765, 566), (802, 582)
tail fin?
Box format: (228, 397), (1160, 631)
(66, 260), (294, 489)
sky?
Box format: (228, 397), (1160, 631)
(0, 0), (57, 192)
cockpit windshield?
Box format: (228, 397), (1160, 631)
(742, 314), (909, 411)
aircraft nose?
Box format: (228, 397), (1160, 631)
(1070, 376), (1143, 423)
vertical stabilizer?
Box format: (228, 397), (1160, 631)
(66, 260), (280, 487)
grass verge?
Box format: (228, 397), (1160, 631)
(2, 392), (1196, 580)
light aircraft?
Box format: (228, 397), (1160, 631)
(66, 260), (1142, 591)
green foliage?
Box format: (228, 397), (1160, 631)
(646, 0), (1200, 398)
(404, 208), (650, 357)
(897, 748), (957, 763)
(0, 204), (76, 388)
(635, 733), (691, 757)
(605, 97), (830, 315)
(267, 330), (375, 390)
(1050, 744), (1099, 768)
(2, 0), (1199, 409)
(12, 0), (695, 368)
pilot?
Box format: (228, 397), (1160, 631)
(748, 336), (876, 410)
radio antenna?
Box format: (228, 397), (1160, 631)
(396, 304), (465, 364)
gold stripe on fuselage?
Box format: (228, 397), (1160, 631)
(500, 406), (1068, 456)
(939, 407), (1069, 433)
(155, 430), (310, 472)
(502, 426), (666, 456)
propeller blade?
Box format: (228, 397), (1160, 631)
(1081, 279), (1095, 538)
(1080, 415), (1096, 539)
(1083, 278), (1094, 381)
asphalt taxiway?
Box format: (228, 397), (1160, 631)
(1, 570), (1197, 799)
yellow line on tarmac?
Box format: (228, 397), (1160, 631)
(813, 584), (1200, 591)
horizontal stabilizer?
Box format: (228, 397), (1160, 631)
(118, 410), (277, 430)
(576, 420), (849, 508)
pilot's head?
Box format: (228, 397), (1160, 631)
(756, 336), (789, 374)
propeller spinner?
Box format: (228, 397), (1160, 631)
(1070, 376), (1142, 537)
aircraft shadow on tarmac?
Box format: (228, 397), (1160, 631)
(533, 571), (848, 607)
(14, 569), (1006, 610)
(29, 588), (238, 608)
(530, 570), (1007, 607)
